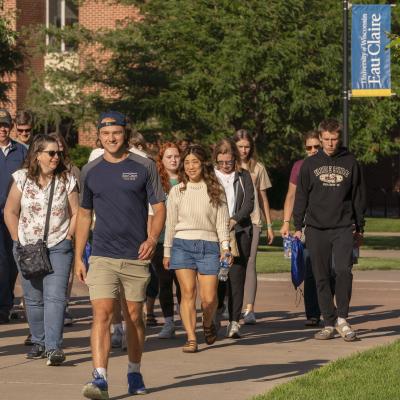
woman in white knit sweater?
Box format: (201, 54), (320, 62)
(163, 145), (232, 353)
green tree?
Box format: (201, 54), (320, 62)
(27, 0), (400, 167)
(0, 14), (24, 102)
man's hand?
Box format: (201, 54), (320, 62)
(163, 257), (170, 270)
(266, 227), (274, 245)
(75, 258), (87, 284)
(280, 221), (290, 237)
(353, 231), (363, 247)
(138, 238), (157, 260)
(294, 230), (302, 240)
(229, 219), (237, 231)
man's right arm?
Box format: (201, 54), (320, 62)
(293, 162), (310, 235)
(74, 207), (92, 283)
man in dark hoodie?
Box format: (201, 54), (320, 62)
(293, 119), (366, 342)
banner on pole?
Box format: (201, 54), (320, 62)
(351, 4), (392, 97)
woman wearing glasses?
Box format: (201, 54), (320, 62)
(280, 130), (322, 326)
(214, 139), (254, 338)
(4, 134), (78, 365)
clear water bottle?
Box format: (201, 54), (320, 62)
(283, 236), (292, 259)
(218, 253), (230, 282)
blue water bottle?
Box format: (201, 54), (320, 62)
(218, 253), (231, 282)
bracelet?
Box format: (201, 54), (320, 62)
(283, 220), (290, 223)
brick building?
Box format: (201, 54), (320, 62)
(0, 0), (138, 146)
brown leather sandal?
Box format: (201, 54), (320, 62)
(182, 340), (198, 353)
(203, 320), (217, 345)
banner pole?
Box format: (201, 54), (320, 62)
(343, 0), (349, 147)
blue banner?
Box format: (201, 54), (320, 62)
(351, 5), (391, 97)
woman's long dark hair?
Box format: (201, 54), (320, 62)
(232, 129), (257, 172)
(178, 144), (225, 207)
(23, 134), (68, 187)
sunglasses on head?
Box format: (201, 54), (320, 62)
(305, 145), (320, 151)
(42, 150), (62, 157)
(17, 128), (31, 133)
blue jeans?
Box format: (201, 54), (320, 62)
(0, 214), (18, 314)
(14, 239), (73, 350)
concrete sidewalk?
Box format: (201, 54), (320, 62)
(1, 271), (399, 400)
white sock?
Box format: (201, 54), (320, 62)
(113, 323), (122, 333)
(337, 317), (347, 325)
(128, 362), (140, 374)
(164, 316), (173, 324)
(95, 367), (107, 380)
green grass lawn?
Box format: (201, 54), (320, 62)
(256, 252), (400, 274)
(260, 232), (400, 251)
(268, 217), (400, 233)
(253, 340), (400, 400)
(364, 217), (400, 232)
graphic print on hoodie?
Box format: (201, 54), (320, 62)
(293, 147), (366, 233)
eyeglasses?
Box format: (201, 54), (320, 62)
(17, 128), (31, 133)
(305, 145), (320, 151)
(42, 150), (62, 157)
(217, 160), (234, 166)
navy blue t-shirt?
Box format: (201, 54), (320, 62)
(80, 153), (165, 260)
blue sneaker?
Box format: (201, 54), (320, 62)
(82, 370), (109, 399)
(128, 372), (147, 395)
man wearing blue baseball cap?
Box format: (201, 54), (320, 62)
(74, 111), (166, 398)
(0, 108), (28, 324)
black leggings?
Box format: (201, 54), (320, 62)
(218, 230), (252, 322)
(150, 243), (181, 318)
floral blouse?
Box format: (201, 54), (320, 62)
(12, 169), (77, 247)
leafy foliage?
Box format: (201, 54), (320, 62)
(0, 14), (24, 102)
(26, 0), (400, 166)
(69, 144), (92, 168)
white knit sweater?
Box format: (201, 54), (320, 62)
(164, 181), (230, 257)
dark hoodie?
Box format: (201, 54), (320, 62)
(293, 147), (366, 233)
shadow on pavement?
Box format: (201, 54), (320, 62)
(145, 359), (329, 394)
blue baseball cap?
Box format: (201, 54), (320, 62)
(97, 111), (127, 129)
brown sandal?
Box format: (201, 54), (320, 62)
(203, 320), (217, 345)
(182, 340), (198, 353)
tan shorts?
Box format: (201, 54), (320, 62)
(86, 256), (150, 302)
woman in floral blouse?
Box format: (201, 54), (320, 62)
(4, 134), (78, 366)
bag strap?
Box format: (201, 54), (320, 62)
(43, 177), (56, 244)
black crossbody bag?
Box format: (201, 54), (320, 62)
(16, 177), (55, 280)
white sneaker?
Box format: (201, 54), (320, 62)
(158, 321), (175, 339)
(226, 321), (241, 338)
(243, 310), (256, 325)
(111, 325), (123, 348)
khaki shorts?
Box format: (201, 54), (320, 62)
(86, 256), (150, 302)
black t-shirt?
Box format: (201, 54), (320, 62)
(80, 153), (165, 260)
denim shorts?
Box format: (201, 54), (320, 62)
(170, 238), (220, 275)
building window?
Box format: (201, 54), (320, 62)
(47, 0), (78, 52)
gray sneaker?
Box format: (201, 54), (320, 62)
(111, 325), (123, 348)
(226, 321), (241, 338)
(46, 349), (66, 366)
(243, 310), (256, 325)
(158, 321), (175, 339)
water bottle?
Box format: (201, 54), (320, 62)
(218, 253), (230, 282)
(283, 236), (293, 259)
